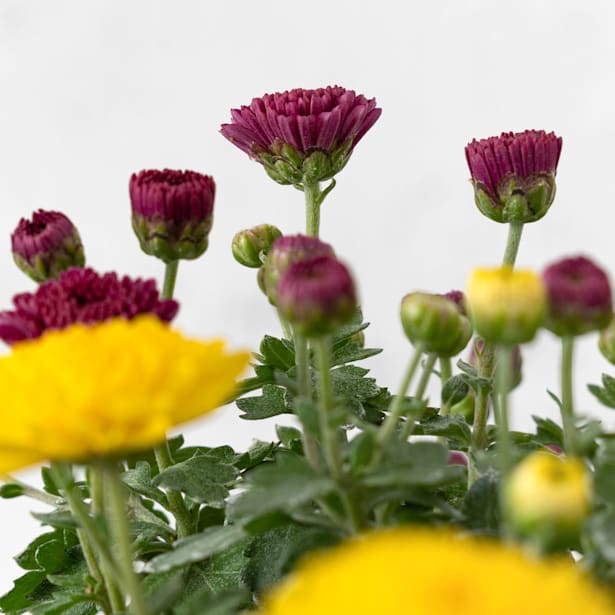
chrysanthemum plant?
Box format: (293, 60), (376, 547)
(2, 88), (615, 615)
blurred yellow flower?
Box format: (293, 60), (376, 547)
(261, 528), (615, 615)
(0, 316), (249, 473)
(466, 266), (546, 344)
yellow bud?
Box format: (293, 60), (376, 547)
(465, 266), (546, 344)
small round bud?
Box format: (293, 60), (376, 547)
(400, 292), (472, 357)
(263, 235), (334, 306)
(542, 256), (612, 337)
(11, 210), (85, 283)
(505, 451), (591, 549)
(465, 267), (546, 344)
(232, 224), (283, 268)
(277, 256), (357, 337)
(129, 169), (215, 263)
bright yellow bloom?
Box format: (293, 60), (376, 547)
(261, 528), (615, 615)
(466, 266), (546, 344)
(0, 316), (249, 473)
(505, 451), (591, 542)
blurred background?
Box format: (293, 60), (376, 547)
(1, 0), (615, 594)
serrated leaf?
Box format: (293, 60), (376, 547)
(588, 382), (615, 409)
(532, 415), (564, 447)
(259, 336), (295, 370)
(546, 388), (563, 410)
(233, 441), (276, 471)
(441, 375), (470, 406)
(34, 539), (70, 574)
(414, 415), (471, 446)
(122, 461), (168, 506)
(330, 365), (381, 418)
(15, 531), (64, 571)
(32, 509), (77, 530)
(236, 385), (290, 420)
(330, 343), (382, 367)
(462, 471), (500, 531)
(275, 425), (303, 450)
(0, 570), (47, 612)
(145, 525), (247, 573)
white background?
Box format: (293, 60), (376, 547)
(1, 0), (615, 596)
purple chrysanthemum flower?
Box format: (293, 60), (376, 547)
(465, 130), (562, 223)
(220, 86), (381, 186)
(129, 169), (215, 263)
(542, 256), (612, 337)
(277, 255), (357, 337)
(11, 210), (85, 283)
(0, 267), (178, 345)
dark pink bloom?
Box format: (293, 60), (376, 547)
(11, 210), (85, 283)
(448, 451), (468, 467)
(542, 256), (612, 336)
(0, 267), (178, 345)
(465, 130), (562, 223)
(220, 86), (381, 185)
(277, 255), (357, 337)
(129, 169), (215, 262)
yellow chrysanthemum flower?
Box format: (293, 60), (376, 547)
(466, 266), (546, 344)
(261, 528), (615, 615)
(0, 316), (249, 473)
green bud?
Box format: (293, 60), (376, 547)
(232, 225), (283, 268)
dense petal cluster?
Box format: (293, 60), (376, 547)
(130, 169), (216, 262)
(0, 317), (249, 472)
(221, 86), (381, 185)
(0, 267), (178, 345)
(261, 528), (615, 615)
(11, 209), (85, 282)
(542, 255), (612, 337)
(465, 130), (562, 223)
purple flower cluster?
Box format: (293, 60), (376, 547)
(0, 267), (178, 345)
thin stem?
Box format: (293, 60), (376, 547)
(102, 461), (149, 615)
(314, 337), (363, 533)
(560, 335), (577, 455)
(154, 444), (194, 538)
(0, 475), (61, 506)
(439, 356), (452, 386)
(162, 260), (179, 299)
(495, 345), (513, 480)
(400, 353), (438, 440)
(376, 343), (424, 450)
(304, 182), (322, 237)
(471, 342), (495, 451)
(502, 222), (524, 267)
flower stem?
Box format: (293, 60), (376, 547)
(376, 343), (424, 451)
(400, 353), (438, 440)
(560, 335), (577, 454)
(314, 336), (363, 533)
(294, 330), (320, 469)
(494, 345), (514, 479)
(304, 182), (322, 237)
(502, 222), (524, 267)
(101, 461), (149, 615)
(162, 259), (179, 299)
(439, 356), (452, 386)
(0, 475), (61, 506)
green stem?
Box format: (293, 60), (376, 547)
(154, 444), (194, 538)
(0, 475), (61, 506)
(162, 260), (179, 299)
(495, 345), (513, 480)
(376, 343), (424, 450)
(439, 356), (452, 386)
(560, 335), (577, 455)
(314, 337), (363, 533)
(400, 353), (438, 440)
(294, 331), (320, 469)
(102, 462), (149, 615)
(304, 182), (322, 237)
(502, 222), (524, 267)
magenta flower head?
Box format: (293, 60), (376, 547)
(542, 256), (612, 337)
(0, 267), (178, 345)
(11, 209), (85, 283)
(277, 255), (357, 337)
(129, 169), (215, 263)
(262, 234), (335, 306)
(465, 130), (562, 223)
(220, 86), (381, 187)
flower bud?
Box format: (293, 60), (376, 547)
(465, 267), (546, 344)
(470, 337), (523, 390)
(448, 451), (468, 467)
(263, 235), (334, 306)
(232, 224), (283, 268)
(11, 210), (85, 283)
(599, 317), (615, 363)
(400, 292), (472, 357)
(277, 256), (357, 337)
(465, 130), (562, 224)
(542, 256), (612, 337)
(505, 451), (591, 548)
(129, 169), (215, 263)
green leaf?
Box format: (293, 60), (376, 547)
(594, 462), (615, 505)
(233, 440), (276, 471)
(441, 375), (470, 406)
(414, 415), (471, 447)
(227, 454), (335, 524)
(0, 571), (48, 613)
(41, 467), (61, 496)
(236, 384), (290, 420)
(462, 471), (500, 532)
(15, 531), (65, 571)
(588, 382), (615, 409)
(258, 336), (295, 371)
(275, 425), (303, 451)
(32, 509), (77, 530)
(242, 524), (340, 595)
(330, 342), (382, 367)
(0, 483), (25, 498)
(122, 461), (168, 506)
(145, 525), (247, 573)
(587, 510), (615, 564)
(532, 415), (564, 447)
(34, 539), (70, 574)
(330, 365), (381, 419)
